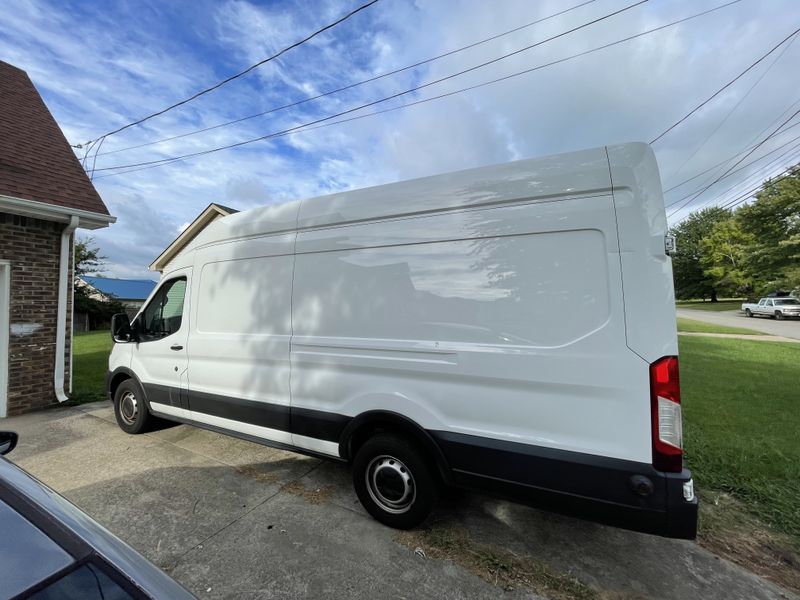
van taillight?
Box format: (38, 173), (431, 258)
(650, 356), (683, 472)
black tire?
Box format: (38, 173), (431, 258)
(113, 379), (152, 434)
(775, 311), (784, 321)
(352, 433), (439, 529)
(745, 309), (752, 317)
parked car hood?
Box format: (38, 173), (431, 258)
(0, 457), (194, 599)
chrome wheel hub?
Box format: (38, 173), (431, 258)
(366, 455), (415, 514)
(119, 391), (138, 425)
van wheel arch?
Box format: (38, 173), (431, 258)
(339, 411), (453, 486)
(108, 368), (150, 409)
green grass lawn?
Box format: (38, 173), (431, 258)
(71, 330), (112, 404)
(677, 317), (763, 336)
(680, 335), (800, 543)
(676, 300), (744, 312)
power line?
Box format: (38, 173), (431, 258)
(662, 94), (800, 204)
(725, 174), (797, 210)
(96, 0), (740, 179)
(667, 157), (784, 218)
(672, 141), (800, 214)
(89, 137), (106, 179)
(720, 159), (800, 209)
(650, 25), (800, 144)
(664, 121), (800, 205)
(92, 0), (649, 174)
(666, 105), (800, 218)
(711, 93), (800, 176)
(667, 32), (798, 181)
(97, 0), (602, 158)
(705, 141), (800, 209)
(719, 167), (796, 210)
(662, 118), (800, 194)
(83, 0), (381, 145)
(97, 0), (651, 175)
(670, 164), (798, 225)
(94, 0), (741, 178)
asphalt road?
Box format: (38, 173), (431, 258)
(677, 308), (800, 340)
(2, 404), (793, 600)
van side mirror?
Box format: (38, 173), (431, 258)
(111, 313), (134, 343)
(0, 431), (18, 455)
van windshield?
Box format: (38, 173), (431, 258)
(774, 299), (800, 305)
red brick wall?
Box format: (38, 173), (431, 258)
(1, 212), (72, 415)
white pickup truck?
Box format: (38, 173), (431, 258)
(742, 297), (800, 319)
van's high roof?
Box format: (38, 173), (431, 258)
(175, 142), (657, 264)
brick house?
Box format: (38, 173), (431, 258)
(0, 61), (114, 417)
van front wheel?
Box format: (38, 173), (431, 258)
(352, 433), (438, 529)
(113, 379), (152, 434)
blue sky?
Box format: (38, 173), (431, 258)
(1, 0), (798, 278)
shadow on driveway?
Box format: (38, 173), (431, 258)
(1, 404), (792, 600)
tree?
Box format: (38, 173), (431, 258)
(74, 236), (106, 279)
(673, 164), (800, 299)
(736, 166), (800, 294)
(670, 207), (732, 301)
(73, 237), (125, 329)
(701, 217), (755, 295)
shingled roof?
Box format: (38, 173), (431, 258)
(0, 61), (109, 216)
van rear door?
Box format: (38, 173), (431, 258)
(606, 143), (678, 364)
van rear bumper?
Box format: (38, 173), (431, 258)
(432, 431), (698, 539)
(663, 471), (698, 539)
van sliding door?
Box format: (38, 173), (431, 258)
(187, 234), (294, 444)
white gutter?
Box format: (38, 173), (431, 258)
(0, 261), (10, 418)
(0, 194), (115, 230)
(55, 216), (79, 402)
(69, 233), (75, 394)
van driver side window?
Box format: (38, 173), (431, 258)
(138, 278), (187, 341)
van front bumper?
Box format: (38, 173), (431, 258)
(104, 370), (113, 401)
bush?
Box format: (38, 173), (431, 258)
(74, 286), (127, 330)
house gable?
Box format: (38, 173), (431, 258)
(150, 203), (237, 272)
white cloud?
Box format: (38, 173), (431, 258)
(1, 0), (798, 278)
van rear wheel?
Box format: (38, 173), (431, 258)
(745, 309), (753, 317)
(352, 433), (438, 529)
(113, 379), (152, 434)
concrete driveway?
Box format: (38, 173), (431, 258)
(1, 403), (793, 600)
(678, 308), (800, 340)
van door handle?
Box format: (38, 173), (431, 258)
(170, 344), (184, 351)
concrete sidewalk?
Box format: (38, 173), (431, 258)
(679, 332), (800, 343)
(1, 404), (794, 600)
(677, 308), (800, 340)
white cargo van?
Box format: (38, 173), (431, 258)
(107, 142), (697, 538)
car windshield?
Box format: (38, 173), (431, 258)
(775, 299), (800, 305)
